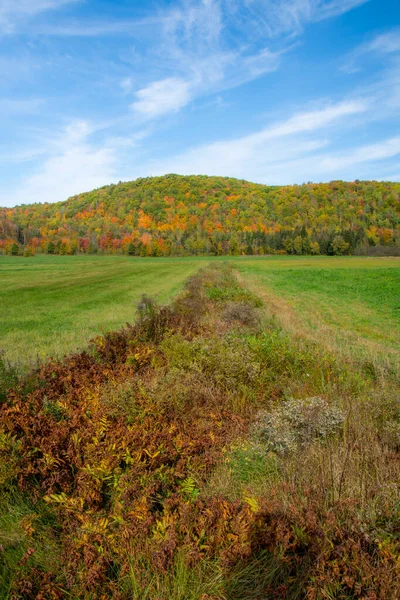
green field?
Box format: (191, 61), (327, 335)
(1, 254), (399, 370)
(235, 256), (400, 371)
(0, 255), (203, 366)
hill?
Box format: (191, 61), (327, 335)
(1, 175), (399, 256)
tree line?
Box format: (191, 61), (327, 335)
(1, 175), (399, 256)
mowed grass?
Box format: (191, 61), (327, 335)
(1, 254), (399, 370)
(0, 255), (204, 367)
(234, 255), (400, 372)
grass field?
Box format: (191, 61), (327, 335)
(0, 255), (203, 367)
(1, 254), (399, 370)
(235, 256), (400, 373)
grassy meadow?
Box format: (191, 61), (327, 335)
(0, 255), (203, 367)
(235, 255), (400, 373)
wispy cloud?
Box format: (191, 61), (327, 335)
(223, 0), (370, 39)
(15, 0), (370, 122)
(35, 16), (159, 37)
(365, 29), (400, 54)
(319, 136), (400, 171)
(145, 99), (368, 179)
(123, 0), (370, 120)
(342, 27), (400, 73)
(34, 1), (370, 39)
(131, 77), (191, 119)
(0, 0), (371, 126)
(0, 120), (120, 205)
(0, 0), (79, 34)
(261, 135), (400, 184)
(112, 1), (280, 120)
(313, 0), (370, 21)
(249, 100), (368, 139)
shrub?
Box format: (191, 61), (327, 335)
(254, 397), (344, 455)
(331, 235), (350, 255)
(161, 333), (260, 392)
(151, 367), (222, 413)
(207, 285), (262, 307)
(222, 302), (260, 329)
(203, 264), (262, 308)
(23, 246), (35, 257)
(136, 294), (174, 342)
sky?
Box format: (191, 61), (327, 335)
(1, 0), (400, 207)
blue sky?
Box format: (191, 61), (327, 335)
(1, 0), (400, 207)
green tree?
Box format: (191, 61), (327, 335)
(284, 239), (294, 254)
(310, 241), (320, 255)
(10, 243), (19, 256)
(293, 236), (303, 255)
(332, 235), (350, 255)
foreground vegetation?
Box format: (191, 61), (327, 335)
(1, 175), (399, 257)
(1, 263), (399, 598)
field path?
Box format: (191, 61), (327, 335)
(236, 266), (400, 376)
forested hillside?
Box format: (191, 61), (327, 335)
(1, 175), (399, 256)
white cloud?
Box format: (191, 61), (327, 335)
(342, 27), (400, 73)
(131, 77), (191, 119)
(0, 120), (118, 206)
(366, 29), (400, 54)
(221, 0), (370, 39)
(319, 137), (400, 171)
(0, 0), (79, 34)
(146, 99), (367, 179)
(123, 0), (370, 120)
(314, 0), (369, 21)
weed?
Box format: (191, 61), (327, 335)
(222, 301), (260, 329)
(226, 442), (279, 484)
(136, 294), (175, 342)
(126, 551), (225, 600)
(254, 397), (344, 455)
(0, 353), (19, 404)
